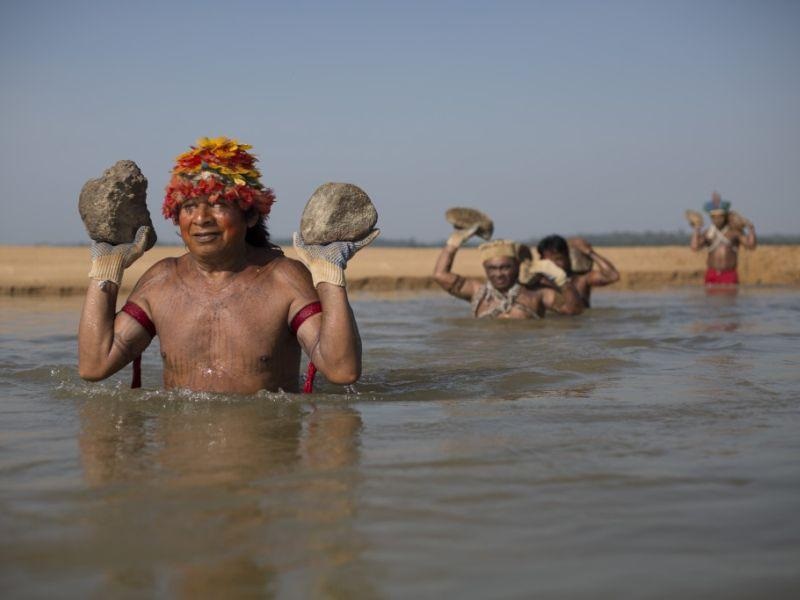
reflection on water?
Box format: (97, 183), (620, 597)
(1, 290), (800, 597)
(74, 397), (368, 598)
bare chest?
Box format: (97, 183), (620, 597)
(149, 284), (300, 390)
(708, 236), (739, 268)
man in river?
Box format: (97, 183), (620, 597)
(689, 191), (756, 286)
(531, 235), (619, 308)
(78, 137), (377, 393)
(433, 225), (584, 318)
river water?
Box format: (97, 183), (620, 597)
(1, 290), (799, 598)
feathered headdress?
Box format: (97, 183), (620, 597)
(162, 136), (276, 222)
(703, 191), (730, 215)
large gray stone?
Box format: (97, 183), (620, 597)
(445, 207), (494, 240)
(300, 183), (378, 244)
(79, 160), (157, 250)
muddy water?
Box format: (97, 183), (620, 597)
(1, 290), (799, 598)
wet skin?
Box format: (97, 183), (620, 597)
(432, 244), (579, 319)
(545, 242), (620, 308)
(690, 213), (757, 272)
(79, 197), (363, 393)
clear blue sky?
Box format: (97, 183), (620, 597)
(1, 0), (798, 244)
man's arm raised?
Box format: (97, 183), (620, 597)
(571, 239), (620, 287)
(690, 225), (707, 251)
(291, 230), (379, 385)
(433, 225), (481, 300)
(586, 251), (620, 286)
(78, 227), (154, 381)
(741, 220), (757, 250)
(297, 282), (362, 385)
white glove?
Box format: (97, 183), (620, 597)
(293, 229), (381, 287)
(447, 224), (480, 248)
(532, 258), (568, 287)
(88, 226), (151, 287)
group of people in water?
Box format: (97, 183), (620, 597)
(434, 230), (619, 319)
(77, 138), (757, 395)
(433, 188), (757, 318)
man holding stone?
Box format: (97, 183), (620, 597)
(688, 191), (756, 286)
(78, 137), (377, 393)
(524, 235), (619, 309)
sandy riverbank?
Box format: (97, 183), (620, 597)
(1, 245), (798, 295)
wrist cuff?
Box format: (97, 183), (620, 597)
(309, 259), (346, 288)
(89, 253), (125, 286)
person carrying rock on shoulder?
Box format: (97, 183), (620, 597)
(78, 137), (377, 393)
(433, 225), (584, 318)
(688, 191), (756, 286)
(525, 235), (619, 308)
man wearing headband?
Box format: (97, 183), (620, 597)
(689, 191), (756, 286)
(79, 137), (373, 393)
(433, 226), (584, 318)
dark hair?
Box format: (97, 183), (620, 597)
(245, 213), (281, 250)
(537, 234), (569, 258)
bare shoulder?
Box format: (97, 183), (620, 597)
(130, 257), (179, 295)
(265, 255), (313, 286)
(260, 254), (317, 302)
(124, 257), (180, 315)
(265, 256), (321, 325)
(518, 286), (544, 306)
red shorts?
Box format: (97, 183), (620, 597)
(704, 268), (739, 285)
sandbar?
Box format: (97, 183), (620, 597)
(1, 244), (797, 295)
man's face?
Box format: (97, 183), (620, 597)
(178, 196), (254, 258)
(483, 257), (519, 291)
(710, 213), (728, 229)
(541, 249), (571, 272)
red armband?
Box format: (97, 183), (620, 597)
(119, 301), (156, 389)
(289, 301), (322, 393)
(121, 301), (156, 338)
(290, 301), (322, 334)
